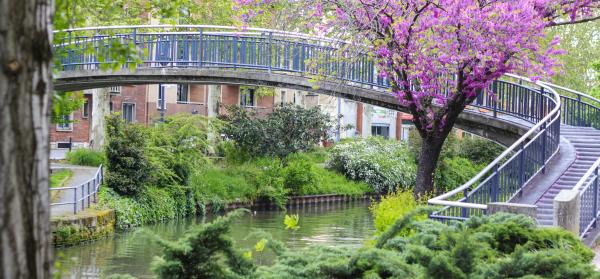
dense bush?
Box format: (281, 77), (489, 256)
(97, 186), (195, 230)
(221, 104), (334, 158)
(65, 148), (106, 166)
(435, 156), (484, 192)
(151, 210), (598, 279)
(145, 114), (214, 186)
(369, 190), (425, 235)
(328, 137), (416, 193)
(105, 116), (152, 196)
(458, 136), (505, 165)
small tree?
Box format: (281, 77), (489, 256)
(222, 104), (334, 158)
(105, 115), (152, 196)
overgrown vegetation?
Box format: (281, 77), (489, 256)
(190, 150), (371, 210)
(328, 137), (416, 193)
(65, 148), (106, 166)
(50, 169), (73, 188)
(151, 209), (598, 279)
(409, 129), (502, 192)
(369, 190), (426, 235)
(221, 104), (335, 158)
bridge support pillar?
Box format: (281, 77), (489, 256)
(487, 202), (537, 219)
(554, 190), (580, 235)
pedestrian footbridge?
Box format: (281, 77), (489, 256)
(53, 25), (600, 241)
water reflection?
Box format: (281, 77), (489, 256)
(55, 200), (375, 278)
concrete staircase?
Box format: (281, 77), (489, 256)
(535, 126), (600, 226)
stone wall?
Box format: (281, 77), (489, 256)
(51, 209), (115, 246)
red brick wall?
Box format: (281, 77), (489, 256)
(111, 85), (148, 124)
(50, 94), (92, 146)
(220, 85), (240, 114)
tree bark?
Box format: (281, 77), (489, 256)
(0, 0), (53, 278)
(413, 136), (445, 198)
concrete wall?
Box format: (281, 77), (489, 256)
(51, 209), (115, 246)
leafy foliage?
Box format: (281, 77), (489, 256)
(51, 91), (84, 124)
(151, 209), (255, 279)
(458, 136), (505, 165)
(153, 209), (599, 279)
(328, 137), (416, 193)
(221, 104), (334, 158)
(369, 191), (425, 235)
(435, 157), (484, 192)
(105, 115), (152, 196)
(65, 148), (106, 167)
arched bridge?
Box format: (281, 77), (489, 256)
(53, 26), (600, 241)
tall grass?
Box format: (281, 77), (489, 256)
(65, 148), (106, 166)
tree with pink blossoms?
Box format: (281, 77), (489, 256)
(236, 0), (599, 197)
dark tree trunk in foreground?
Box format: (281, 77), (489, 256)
(414, 136), (445, 198)
(0, 0), (53, 278)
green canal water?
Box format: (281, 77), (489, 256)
(54, 200), (375, 278)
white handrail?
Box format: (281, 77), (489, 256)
(573, 158), (600, 192)
(540, 81), (600, 104)
(428, 74), (562, 209)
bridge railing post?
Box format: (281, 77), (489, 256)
(541, 122), (547, 174)
(519, 141), (525, 197)
(593, 166), (598, 229)
(491, 164), (499, 202)
(577, 94), (582, 126)
(461, 188), (468, 218)
(73, 188), (77, 214)
(268, 32), (272, 73)
(492, 81), (498, 118)
(198, 28), (203, 68)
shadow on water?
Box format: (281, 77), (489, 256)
(55, 200), (375, 278)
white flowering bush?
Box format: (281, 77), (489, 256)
(327, 137), (416, 193)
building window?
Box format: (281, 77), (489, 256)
(109, 86), (121, 94)
(56, 114), (73, 131)
(240, 89), (255, 107)
(122, 103), (136, 123)
(401, 120), (414, 141)
(177, 84), (189, 103)
(82, 100), (89, 118)
(158, 84), (166, 109)
(371, 125), (390, 139)
(109, 101), (113, 112)
(280, 90), (286, 106)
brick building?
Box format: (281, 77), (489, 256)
(50, 83), (416, 155)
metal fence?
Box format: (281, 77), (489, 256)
(428, 75), (562, 222)
(50, 165), (103, 214)
(573, 154), (600, 238)
(53, 25), (389, 89)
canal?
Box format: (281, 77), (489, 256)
(55, 200), (375, 278)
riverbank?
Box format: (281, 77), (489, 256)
(53, 200), (375, 278)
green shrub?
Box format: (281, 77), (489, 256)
(65, 148), (106, 166)
(153, 210), (599, 279)
(370, 191), (426, 235)
(105, 115), (152, 196)
(458, 136), (504, 165)
(221, 104), (334, 158)
(145, 114), (214, 186)
(97, 186), (194, 230)
(435, 156), (484, 192)
(328, 137), (416, 193)
(283, 157), (317, 195)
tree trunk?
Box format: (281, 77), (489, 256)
(413, 136), (445, 198)
(0, 0), (53, 278)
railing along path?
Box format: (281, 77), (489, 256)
(50, 165), (104, 214)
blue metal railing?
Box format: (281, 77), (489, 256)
(54, 25), (389, 89)
(576, 158), (600, 237)
(50, 165), (103, 214)
(428, 75), (562, 222)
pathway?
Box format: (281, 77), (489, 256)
(50, 164), (99, 217)
(531, 126), (600, 226)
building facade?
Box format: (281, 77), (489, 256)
(50, 84), (415, 155)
